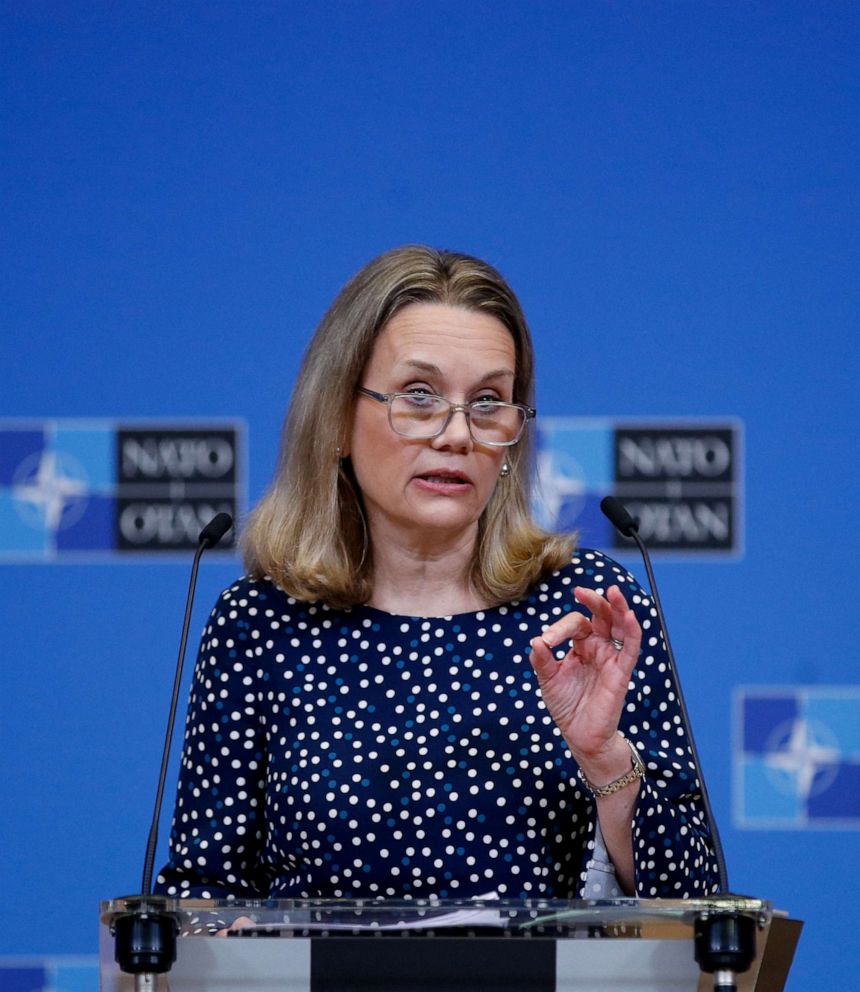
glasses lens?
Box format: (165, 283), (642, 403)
(390, 394), (449, 438)
(469, 402), (525, 444)
(388, 395), (527, 444)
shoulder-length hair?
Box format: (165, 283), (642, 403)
(244, 245), (573, 608)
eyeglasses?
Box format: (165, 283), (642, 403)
(357, 387), (536, 446)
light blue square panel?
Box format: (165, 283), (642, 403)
(741, 757), (804, 825)
(52, 963), (100, 992)
(0, 492), (49, 554)
(53, 426), (115, 490)
(804, 693), (860, 755)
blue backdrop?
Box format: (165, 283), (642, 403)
(2, 3), (858, 989)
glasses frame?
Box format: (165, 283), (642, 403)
(357, 387), (536, 447)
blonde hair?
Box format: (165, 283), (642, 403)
(244, 245), (573, 608)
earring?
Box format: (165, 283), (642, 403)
(335, 446), (342, 459)
(499, 462), (510, 478)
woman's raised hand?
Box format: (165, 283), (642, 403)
(529, 585), (641, 766)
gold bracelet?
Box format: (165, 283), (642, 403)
(579, 735), (645, 798)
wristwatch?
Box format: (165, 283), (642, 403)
(579, 735), (645, 798)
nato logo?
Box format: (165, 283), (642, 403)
(0, 420), (244, 559)
(533, 418), (742, 556)
(735, 686), (860, 829)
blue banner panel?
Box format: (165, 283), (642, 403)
(734, 686), (860, 829)
(0, 420), (245, 560)
(534, 418), (743, 556)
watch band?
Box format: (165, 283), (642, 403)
(579, 735), (645, 798)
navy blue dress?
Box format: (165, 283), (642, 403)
(156, 550), (720, 901)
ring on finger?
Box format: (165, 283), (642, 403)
(610, 637), (624, 651)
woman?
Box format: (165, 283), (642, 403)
(156, 246), (719, 902)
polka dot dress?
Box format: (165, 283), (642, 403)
(156, 550), (720, 901)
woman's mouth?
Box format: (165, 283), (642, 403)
(413, 470), (473, 493)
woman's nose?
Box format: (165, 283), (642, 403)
(430, 405), (473, 451)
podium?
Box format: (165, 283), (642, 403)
(99, 896), (801, 992)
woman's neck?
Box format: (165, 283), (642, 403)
(366, 523), (490, 617)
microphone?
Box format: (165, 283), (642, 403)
(111, 513), (234, 990)
(599, 496), (728, 890)
(198, 511), (233, 550)
(600, 497), (755, 992)
(599, 495), (638, 539)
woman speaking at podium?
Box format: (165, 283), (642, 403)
(156, 246), (720, 903)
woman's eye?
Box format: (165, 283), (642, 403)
(400, 388), (440, 410)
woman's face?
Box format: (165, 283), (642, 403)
(348, 302), (516, 551)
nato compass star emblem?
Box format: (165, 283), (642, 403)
(13, 449), (90, 531)
(533, 447), (587, 531)
(762, 716), (841, 801)
(736, 687), (860, 828)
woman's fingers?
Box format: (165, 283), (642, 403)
(529, 634), (559, 685)
(620, 602), (641, 644)
(606, 584), (635, 636)
(607, 588), (641, 646)
(577, 584), (638, 639)
(537, 609), (592, 650)
(529, 613), (591, 684)
(573, 585), (614, 637)
(618, 608), (642, 666)
(534, 585), (642, 673)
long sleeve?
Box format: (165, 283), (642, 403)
(155, 581), (270, 899)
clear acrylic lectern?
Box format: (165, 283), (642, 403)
(100, 895), (801, 992)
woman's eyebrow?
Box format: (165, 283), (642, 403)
(400, 359), (515, 382)
(401, 359), (443, 376)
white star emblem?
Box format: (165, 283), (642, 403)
(764, 717), (841, 800)
(533, 447), (586, 530)
(13, 450), (90, 532)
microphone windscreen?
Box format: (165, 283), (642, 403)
(600, 496), (638, 537)
(198, 512), (233, 548)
